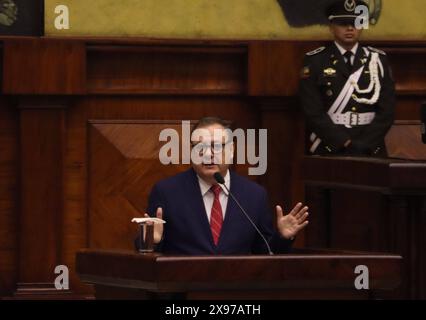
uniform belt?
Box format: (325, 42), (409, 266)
(330, 112), (375, 128)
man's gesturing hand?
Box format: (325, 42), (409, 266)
(144, 207), (164, 244)
(276, 203), (309, 240)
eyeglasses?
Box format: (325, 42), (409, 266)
(191, 141), (232, 155)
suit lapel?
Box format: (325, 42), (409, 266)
(185, 169), (215, 246)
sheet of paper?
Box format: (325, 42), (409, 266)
(131, 217), (166, 224)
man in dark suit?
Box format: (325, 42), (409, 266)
(299, 0), (395, 156)
(136, 117), (309, 255)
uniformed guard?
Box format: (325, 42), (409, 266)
(299, 0), (395, 156)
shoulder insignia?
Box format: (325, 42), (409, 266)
(306, 46), (325, 56)
(367, 46), (386, 55)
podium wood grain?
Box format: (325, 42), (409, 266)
(76, 248), (401, 300)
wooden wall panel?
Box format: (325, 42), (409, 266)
(0, 98), (18, 296)
(86, 45), (247, 94)
(18, 107), (65, 284)
(380, 44), (426, 128)
(62, 97), (259, 292)
(248, 41), (321, 96)
(383, 46), (426, 96)
(61, 99), (90, 295)
(0, 43), (3, 90)
(329, 190), (387, 251)
(386, 121), (426, 160)
(394, 97), (423, 121)
(419, 198), (426, 298)
(0, 38), (425, 298)
(2, 39), (86, 95)
(258, 98), (306, 246)
(88, 121), (190, 250)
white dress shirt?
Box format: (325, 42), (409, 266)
(335, 41), (359, 66)
(197, 170), (230, 222)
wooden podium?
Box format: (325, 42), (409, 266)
(76, 248), (401, 300)
(303, 155), (426, 299)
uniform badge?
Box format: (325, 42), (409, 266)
(301, 66), (310, 79)
(345, 0), (356, 12)
(323, 68), (336, 77)
(361, 58), (367, 64)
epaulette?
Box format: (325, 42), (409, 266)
(306, 46), (325, 56)
(367, 46), (386, 55)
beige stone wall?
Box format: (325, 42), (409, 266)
(45, 0), (426, 40)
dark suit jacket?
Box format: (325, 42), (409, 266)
(299, 43), (395, 156)
(136, 168), (293, 255)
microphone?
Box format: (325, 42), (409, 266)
(421, 101), (426, 144)
(213, 172), (273, 255)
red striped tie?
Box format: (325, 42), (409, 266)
(210, 184), (223, 246)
